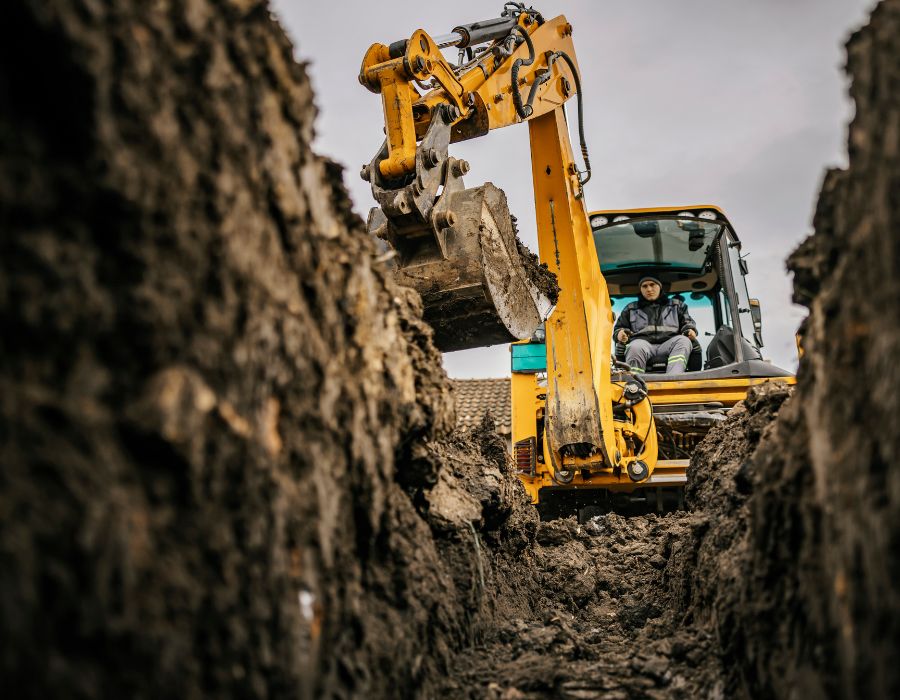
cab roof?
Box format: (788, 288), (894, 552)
(589, 204), (730, 224)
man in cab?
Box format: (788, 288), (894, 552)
(614, 276), (697, 374)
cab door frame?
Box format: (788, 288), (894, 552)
(715, 227), (748, 364)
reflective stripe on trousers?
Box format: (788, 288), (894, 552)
(625, 335), (693, 374)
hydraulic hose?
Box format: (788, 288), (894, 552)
(503, 2), (544, 25)
(508, 28), (592, 187)
(509, 25), (536, 119)
(550, 50), (592, 186)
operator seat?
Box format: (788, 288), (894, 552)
(705, 326), (762, 368)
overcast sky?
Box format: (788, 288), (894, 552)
(276, 0), (874, 377)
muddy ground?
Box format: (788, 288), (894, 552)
(440, 382), (791, 700)
(1, 0), (898, 699)
(442, 511), (722, 700)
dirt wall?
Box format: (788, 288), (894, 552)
(663, 2), (900, 697)
(0, 2), (538, 697)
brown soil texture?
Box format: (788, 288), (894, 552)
(657, 2), (900, 697)
(1, 0), (898, 699)
(440, 512), (723, 700)
(440, 382), (792, 700)
(0, 2), (511, 697)
(514, 225), (560, 305)
(735, 2), (900, 695)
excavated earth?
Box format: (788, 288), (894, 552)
(440, 382), (791, 700)
(1, 0), (898, 699)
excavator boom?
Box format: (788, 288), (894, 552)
(360, 4), (659, 493)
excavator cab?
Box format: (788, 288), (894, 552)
(591, 205), (785, 378)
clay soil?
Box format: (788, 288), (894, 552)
(1, 0), (899, 699)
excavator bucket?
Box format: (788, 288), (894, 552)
(372, 183), (557, 352)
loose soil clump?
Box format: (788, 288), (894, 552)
(441, 512), (724, 700)
(514, 229), (561, 306)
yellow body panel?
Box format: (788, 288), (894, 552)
(512, 373), (795, 504)
(510, 371), (541, 448)
(645, 376), (796, 406)
(529, 109), (621, 473)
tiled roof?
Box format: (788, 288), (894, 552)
(452, 378), (512, 435)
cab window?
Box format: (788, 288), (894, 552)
(725, 241), (758, 346)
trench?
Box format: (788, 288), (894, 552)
(1, 1), (898, 699)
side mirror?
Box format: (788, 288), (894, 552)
(739, 257), (749, 276)
(749, 298), (763, 346)
(633, 220), (659, 238)
(688, 230), (705, 251)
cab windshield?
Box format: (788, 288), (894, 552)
(592, 217), (724, 274)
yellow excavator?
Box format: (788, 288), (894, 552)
(359, 4), (793, 516)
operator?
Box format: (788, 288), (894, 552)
(614, 276), (697, 374)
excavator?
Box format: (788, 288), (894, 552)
(358, 3), (794, 516)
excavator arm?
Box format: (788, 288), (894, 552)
(359, 4), (658, 487)
(359, 10), (584, 178)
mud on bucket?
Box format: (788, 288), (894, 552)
(385, 183), (556, 352)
